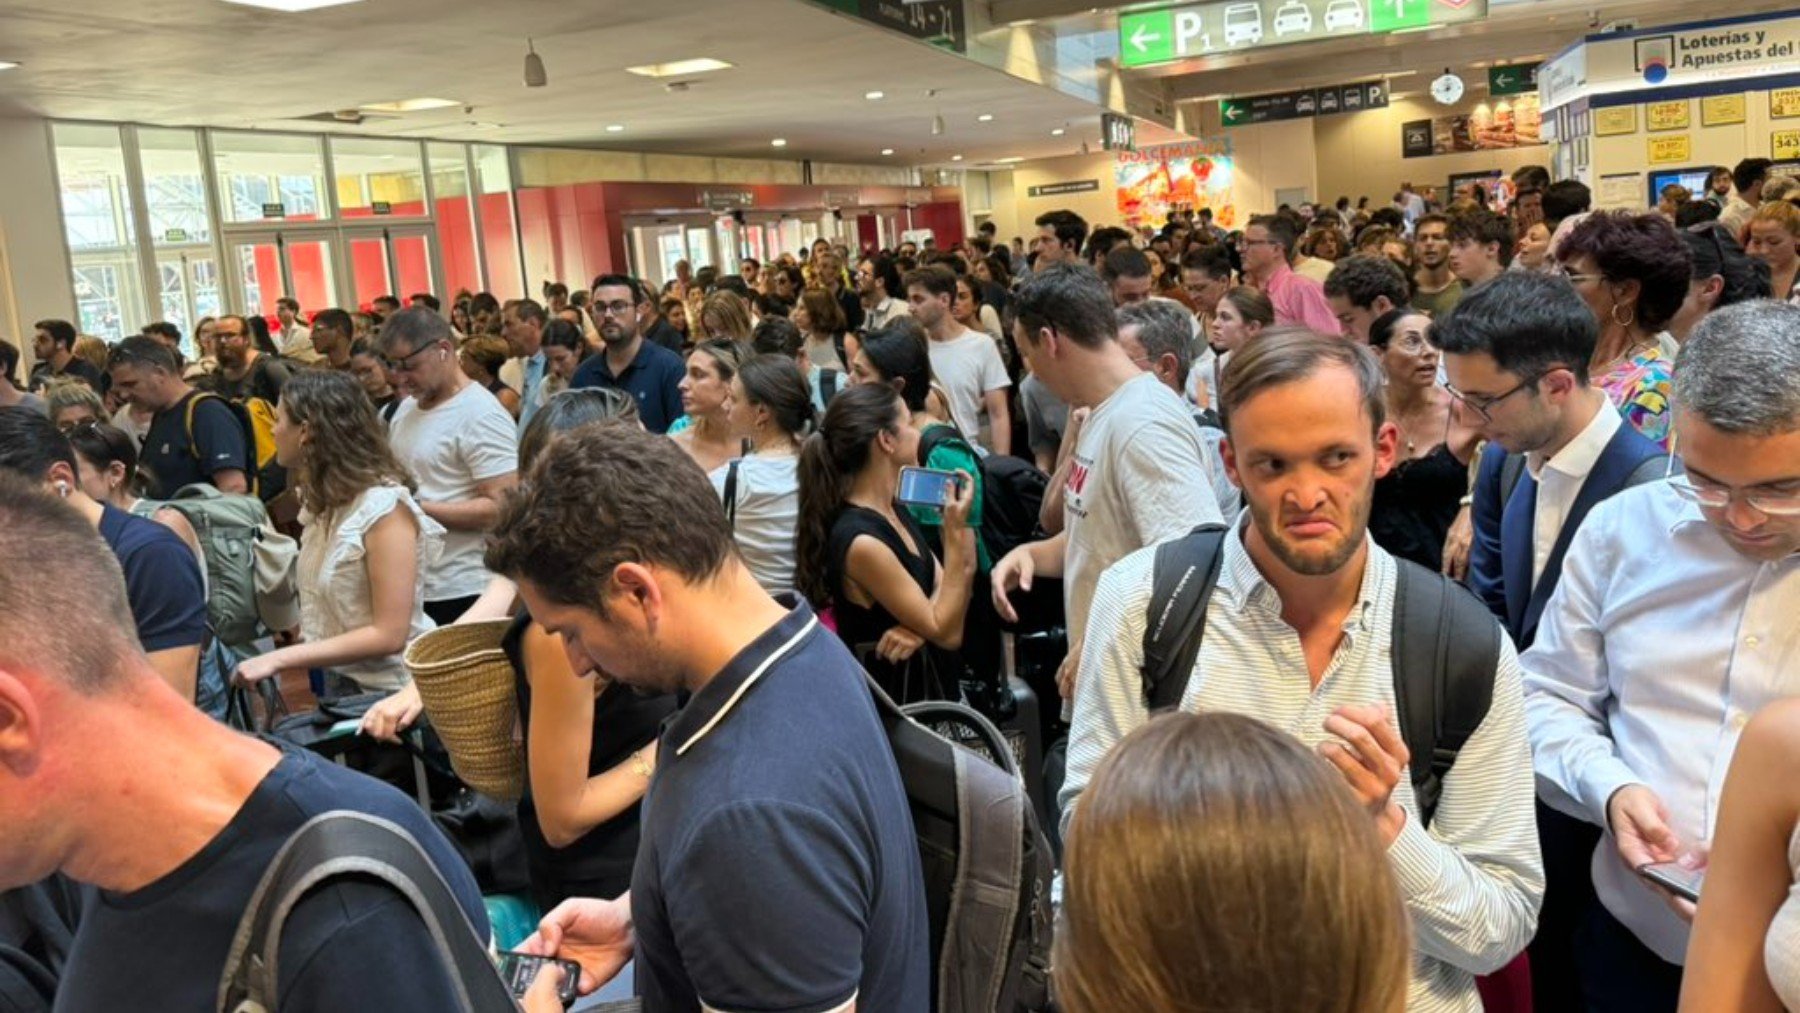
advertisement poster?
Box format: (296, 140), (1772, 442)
(1595, 106), (1638, 136)
(1648, 135), (1692, 165)
(1414, 94), (1544, 156)
(1646, 100), (1690, 131)
(1115, 140), (1237, 227)
(1702, 94), (1746, 126)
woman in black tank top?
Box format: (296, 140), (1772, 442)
(795, 384), (977, 705)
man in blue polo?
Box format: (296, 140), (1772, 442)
(488, 420), (928, 1012)
(571, 275), (684, 433)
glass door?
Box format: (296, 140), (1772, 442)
(224, 230), (336, 321)
(341, 225), (441, 311)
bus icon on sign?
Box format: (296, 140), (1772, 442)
(1224, 3), (1264, 45)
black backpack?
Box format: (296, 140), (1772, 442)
(1140, 524), (1501, 825)
(869, 676), (1054, 1012)
(917, 426), (1048, 562)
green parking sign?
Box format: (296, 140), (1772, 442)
(1119, 9), (1177, 67)
(1369, 0), (1428, 33)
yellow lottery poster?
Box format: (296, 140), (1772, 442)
(1701, 95), (1746, 126)
(1645, 101), (1689, 132)
(1647, 135), (1691, 165)
(1772, 88), (1800, 120)
(1775, 130), (1800, 161)
(1595, 106), (1637, 136)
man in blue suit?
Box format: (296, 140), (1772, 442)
(1435, 271), (1670, 1013)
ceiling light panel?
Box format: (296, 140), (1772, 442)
(625, 58), (733, 79)
(218, 0), (365, 11)
(358, 98), (461, 113)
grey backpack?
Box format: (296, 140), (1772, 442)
(142, 484), (299, 648)
(216, 810), (516, 1013)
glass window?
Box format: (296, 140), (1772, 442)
(430, 142), (483, 296)
(475, 144), (523, 298)
(332, 137), (426, 219)
(53, 123), (146, 341)
(139, 128), (216, 341)
(212, 132), (327, 223)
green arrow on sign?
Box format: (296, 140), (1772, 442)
(1488, 62), (1539, 96)
(1119, 8), (1177, 67)
(1220, 99), (1249, 124)
(1370, 0), (1428, 33)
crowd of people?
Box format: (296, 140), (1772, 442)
(2, 153), (1799, 1013)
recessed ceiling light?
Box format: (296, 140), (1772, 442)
(881, 148), (895, 156)
(1051, 127), (1066, 136)
(465, 122), (502, 130)
(0, 62), (18, 72)
(996, 156), (1024, 163)
(625, 57), (732, 79)
(951, 154), (964, 161)
(771, 138), (788, 147)
(605, 123), (626, 132)
(359, 97), (461, 113)
(219, 0), (364, 11)
(865, 90), (885, 100)
(977, 113), (995, 122)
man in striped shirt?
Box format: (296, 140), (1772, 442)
(1061, 331), (1542, 1012)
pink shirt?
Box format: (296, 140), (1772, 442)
(1264, 262), (1343, 336)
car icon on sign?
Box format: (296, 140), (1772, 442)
(1324, 0), (1364, 31)
(1294, 91), (1317, 114)
(1272, 0), (1313, 35)
(1223, 3), (1264, 45)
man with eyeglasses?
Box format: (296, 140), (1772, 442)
(1520, 299), (1800, 1012)
(376, 308), (518, 626)
(1436, 273), (1670, 1011)
(571, 274), (685, 434)
(1238, 214), (1341, 336)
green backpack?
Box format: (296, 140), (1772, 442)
(139, 484), (300, 648)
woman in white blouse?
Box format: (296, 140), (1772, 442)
(234, 370), (441, 716)
(1681, 698), (1800, 1012)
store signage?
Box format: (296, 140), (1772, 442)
(1118, 0), (1485, 68)
(1220, 80), (1386, 125)
(1702, 94), (1747, 125)
(1775, 129), (1800, 160)
(163, 228), (190, 243)
(1102, 112), (1137, 152)
(822, 190), (860, 207)
(372, 201), (393, 215)
(1028, 180), (1102, 197)
(1646, 100), (1689, 131)
(816, 0), (966, 53)
(1647, 135), (1691, 164)
(1487, 62), (1540, 96)
(699, 190), (754, 211)
(261, 203), (285, 218)
(1773, 87), (1800, 119)
(1542, 10), (1800, 111)
(1594, 106), (1638, 136)
(1401, 119), (1434, 157)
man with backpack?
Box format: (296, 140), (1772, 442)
(195, 314), (290, 501)
(488, 421), (930, 1011)
(1062, 330), (1542, 1013)
(0, 472), (489, 1012)
(105, 336), (250, 499)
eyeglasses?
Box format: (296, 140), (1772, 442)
(592, 300), (636, 318)
(380, 341), (444, 373)
(1668, 476), (1800, 516)
(1443, 368), (1563, 422)
(1553, 264), (1605, 286)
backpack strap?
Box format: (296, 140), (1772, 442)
(184, 391), (224, 462)
(723, 458), (741, 532)
(1139, 523), (1230, 713)
(1499, 452), (1527, 506)
(916, 422), (956, 467)
(216, 811), (509, 1013)
(1389, 561), (1501, 828)
(1624, 452), (1673, 487)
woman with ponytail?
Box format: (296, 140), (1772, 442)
(713, 354), (812, 594)
(796, 382), (975, 704)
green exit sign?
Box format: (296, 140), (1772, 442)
(1488, 62), (1539, 96)
(1119, 8), (1178, 67)
(1369, 0), (1427, 32)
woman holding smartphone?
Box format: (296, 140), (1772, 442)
(797, 382), (974, 704)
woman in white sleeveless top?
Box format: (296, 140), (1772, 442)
(1681, 697), (1800, 1011)
(233, 369), (441, 703)
(711, 354), (811, 595)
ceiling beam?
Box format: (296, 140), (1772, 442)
(987, 0), (1126, 25)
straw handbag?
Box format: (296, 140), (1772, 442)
(403, 620), (525, 802)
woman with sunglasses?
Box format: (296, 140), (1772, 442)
(1554, 211), (1691, 451)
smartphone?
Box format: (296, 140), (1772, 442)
(897, 466), (964, 511)
(496, 950), (582, 1008)
(1637, 861), (1704, 902)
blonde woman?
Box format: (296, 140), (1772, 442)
(697, 290), (752, 344)
(1057, 711), (1411, 1013)
(235, 370), (443, 715)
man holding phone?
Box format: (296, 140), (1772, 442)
(1523, 301), (1800, 1012)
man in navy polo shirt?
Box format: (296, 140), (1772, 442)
(489, 420), (928, 1013)
(571, 275), (685, 433)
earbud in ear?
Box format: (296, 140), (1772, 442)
(55, 481), (70, 498)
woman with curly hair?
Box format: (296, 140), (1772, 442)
(233, 368), (443, 700)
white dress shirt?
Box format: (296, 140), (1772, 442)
(1524, 397), (1621, 585)
(1523, 481), (1800, 963)
(278, 323), (320, 364)
(1066, 524), (1544, 1012)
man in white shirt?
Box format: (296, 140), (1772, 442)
(1065, 331), (1542, 1013)
(275, 298), (320, 365)
(1719, 158), (1770, 239)
(499, 298), (550, 430)
(1437, 273), (1670, 1010)
(990, 263), (1220, 711)
(856, 255), (907, 332)
(1522, 300), (1800, 1012)
(376, 308), (519, 626)
(1115, 299), (1238, 520)
(905, 265), (1011, 456)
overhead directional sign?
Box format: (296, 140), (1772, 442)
(1220, 81), (1388, 126)
(1119, 0), (1487, 68)
(1488, 62), (1540, 96)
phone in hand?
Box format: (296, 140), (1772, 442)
(1637, 861), (1704, 902)
(496, 950), (582, 1008)
(897, 466), (965, 512)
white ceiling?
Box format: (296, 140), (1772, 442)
(0, 0), (1141, 168)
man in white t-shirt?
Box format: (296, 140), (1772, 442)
(905, 264), (1011, 456)
(376, 308), (519, 626)
(990, 262), (1222, 709)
